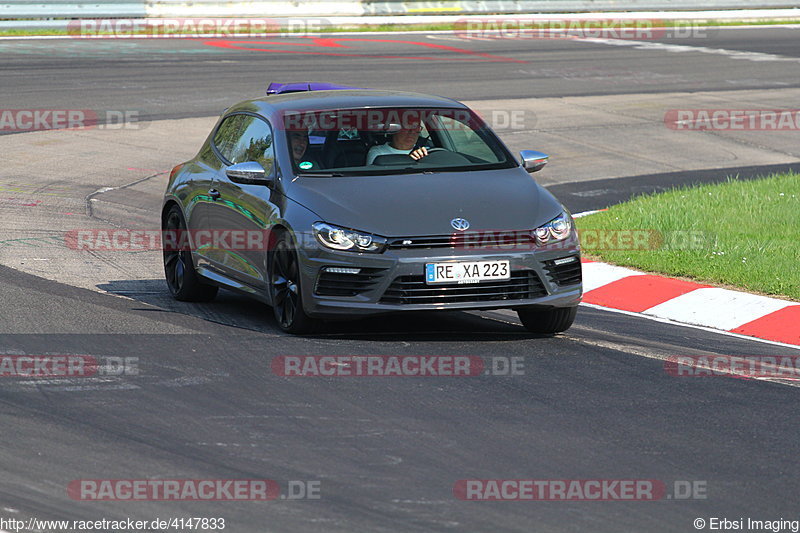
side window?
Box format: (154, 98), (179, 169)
(213, 114), (244, 163)
(229, 115), (275, 174)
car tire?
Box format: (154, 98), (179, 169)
(517, 306), (578, 334)
(269, 231), (318, 335)
(162, 205), (218, 302)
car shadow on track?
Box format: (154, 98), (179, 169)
(97, 279), (551, 341)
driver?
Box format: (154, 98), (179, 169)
(366, 119), (431, 165)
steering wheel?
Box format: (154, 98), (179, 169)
(410, 147), (444, 158)
(413, 147), (471, 166)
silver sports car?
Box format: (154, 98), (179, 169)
(162, 84), (582, 334)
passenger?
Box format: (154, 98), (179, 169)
(289, 130), (322, 170)
(366, 120), (431, 165)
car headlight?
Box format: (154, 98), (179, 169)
(534, 212), (574, 245)
(312, 222), (387, 253)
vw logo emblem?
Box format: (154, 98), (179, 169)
(451, 218), (470, 231)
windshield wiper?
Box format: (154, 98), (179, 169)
(297, 172), (344, 177)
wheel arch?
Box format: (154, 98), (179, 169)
(161, 199), (182, 225)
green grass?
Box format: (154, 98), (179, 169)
(2, 18), (800, 37)
(575, 172), (800, 301)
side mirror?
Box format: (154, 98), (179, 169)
(520, 150), (548, 173)
(226, 161), (275, 187)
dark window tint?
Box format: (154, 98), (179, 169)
(284, 107), (514, 175)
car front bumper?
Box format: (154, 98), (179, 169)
(298, 240), (583, 318)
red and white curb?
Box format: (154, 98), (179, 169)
(581, 260), (800, 347)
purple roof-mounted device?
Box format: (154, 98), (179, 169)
(266, 82), (364, 95)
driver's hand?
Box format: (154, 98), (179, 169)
(409, 147), (428, 161)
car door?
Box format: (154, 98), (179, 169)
(206, 113), (279, 288)
(192, 113), (244, 270)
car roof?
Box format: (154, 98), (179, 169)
(246, 89), (468, 113)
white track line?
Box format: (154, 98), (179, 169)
(581, 302), (800, 352)
(576, 35), (800, 64)
(488, 304), (800, 353)
(572, 209), (607, 218)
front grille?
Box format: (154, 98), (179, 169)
(544, 257), (582, 286)
(380, 270), (547, 305)
(315, 267), (387, 297)
(387, 231), (534, 250)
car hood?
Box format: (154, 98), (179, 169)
(283, 167), (565, 237)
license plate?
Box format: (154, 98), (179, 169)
(425, 260), (510, 285)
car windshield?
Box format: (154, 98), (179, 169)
(282, 107), (516, 176)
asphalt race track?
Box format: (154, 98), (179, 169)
(1, 26), (800, 532)
(3, 27), (800, 118)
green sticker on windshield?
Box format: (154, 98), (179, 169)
(299, 161), (313, 170)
